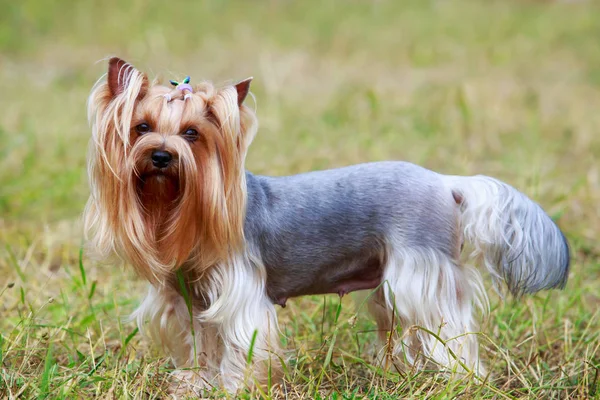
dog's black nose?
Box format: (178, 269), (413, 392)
(151, 150), (172, 168)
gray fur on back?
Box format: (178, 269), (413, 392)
(244, 161), (460, 303)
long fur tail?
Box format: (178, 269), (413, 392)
(446, 175), (570, 296)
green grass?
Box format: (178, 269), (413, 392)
(1, 0), (600, 398)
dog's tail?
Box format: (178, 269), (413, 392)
(445, 175), (570, 296)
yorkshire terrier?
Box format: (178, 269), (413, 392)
(84, 57), (570, 394)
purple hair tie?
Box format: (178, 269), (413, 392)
(169, 76), (193, 94)
(177, 83), (193, 92)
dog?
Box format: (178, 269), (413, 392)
(84, 57), (570, 394)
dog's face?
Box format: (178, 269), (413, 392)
(127, 84), (224, 211)
(84, 58), (257, 282)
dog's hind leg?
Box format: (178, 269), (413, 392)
(368, 247), (486, 376)
(366, 285), (413, 371)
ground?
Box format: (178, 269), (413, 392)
(1, 0), (599, 398)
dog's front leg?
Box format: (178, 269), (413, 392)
(168, 322), (224, 396)
(201, 256), (283, 393)
(131, 286), (224, 396)
(217, 300), (282, 392)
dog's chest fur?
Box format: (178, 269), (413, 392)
(244, 161), (460, 307)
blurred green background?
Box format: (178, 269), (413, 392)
(1, 0), (599, 398)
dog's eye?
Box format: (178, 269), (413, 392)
(135, 123), (151, 134)
(183, 128), (198, 140)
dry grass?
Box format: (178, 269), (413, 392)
(1, 0), (599, 398)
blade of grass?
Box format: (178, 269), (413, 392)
(38, 343), (55, 399)
(5, 244), (26, 282)
(78, 243), (86, 286)
(176, 269), (197, 367)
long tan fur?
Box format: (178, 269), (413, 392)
(84, 58), (255, 284)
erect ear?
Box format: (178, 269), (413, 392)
(234, 77), (252, 107)
(107, 57), (147, 98)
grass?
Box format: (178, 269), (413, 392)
(1, 0), (600, 398)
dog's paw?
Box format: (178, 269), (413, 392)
(169, 369), (216, 399)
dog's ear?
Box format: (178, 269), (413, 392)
(107, 57), (148, 98)
(235, 77), (252, 107)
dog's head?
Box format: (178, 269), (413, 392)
(84, 57), (256, 282)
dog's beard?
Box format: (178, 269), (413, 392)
(117, 130), (247, 283)
(137, 173), (180, 239)
(131, 134), (184, 232)
(121, 133), (202, 281)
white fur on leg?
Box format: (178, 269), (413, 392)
(130, 286), (223, 393)
(199, 252), (282, 391)
(371, 247), (488, 375)
(131, 251), (281, 395)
